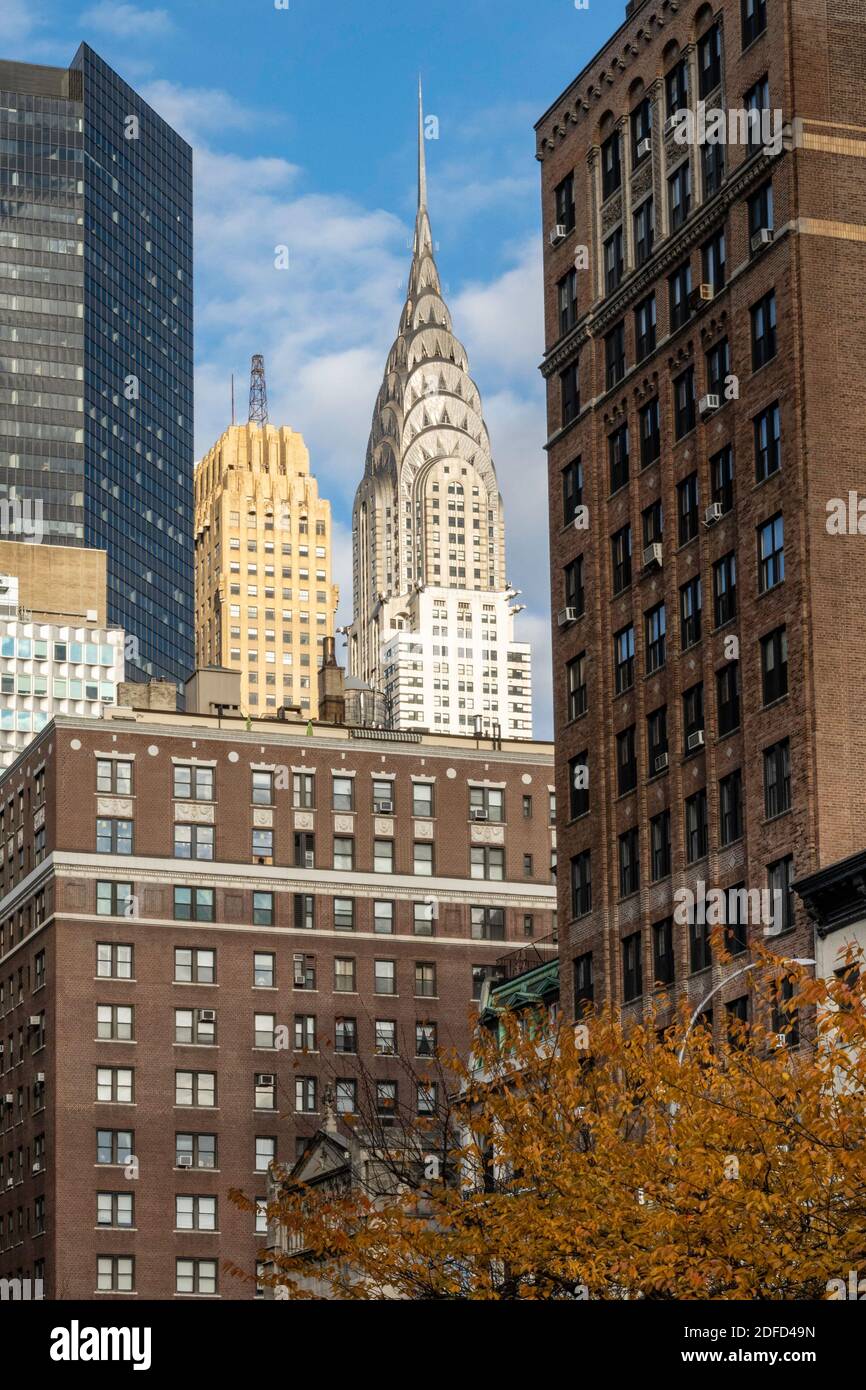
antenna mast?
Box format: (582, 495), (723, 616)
(248, 354), (268, 425)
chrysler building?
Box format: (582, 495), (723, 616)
(348, 86), (532, 737)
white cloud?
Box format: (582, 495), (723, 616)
(452, 239), (544, 378)
(139, 82), (261, 145)
(80, 4), (173, 38)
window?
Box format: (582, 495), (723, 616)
(768, 856), (795, 936)
(251, 770), (274, 805)
(176, 1259), (217, 1296)
(634, 197), (654, 267)
(669, 262), (692, 332)
(604, 228), (624, 295)
(751, 290), (777, 369)
(335, 1018), (357, 1053)
(666, 56), (689, 115)
(412, 782), (434, 818)
(614, 625), (635, 694)
(377, 1082), (398, 1118)
(97, 1192), (134, 1228)
(754, 402), (781, 481)
(97, 1004), (134, 1042)
(558, 266), (578, 336)
(713, 551), (737, 626)
(554, 171), (575, 232)
(574, 952), (594, 1010)
(645, 603), (666, 673)
(333, 837), (354, 871)
(717, 663), (741, 736)
(571, 851), (592, 918)
(622, 932), (642, 1001)
(761, 626), (788, 704)
(652, 918), (675, 987)
(173, 765), (213, 802)
(175, 1194), (217, 1233)
(677, 471), (699, 542)
(702, 229), (726, 292)
(332, 775), (354, 812)
(336, 1079), (357, 1115)
(335, 957), (357, 993)
(295, 1077), (317, 1112)
(618, 828), (640, 898)
(372, 779), (394, 812)
(252, 892), (273, 927)
(725, 884), (749, 956)
(293, 773), (315, 809)
(371, 900), (394, 935)
(374, 839), (394, 873)
(650, 809), (671, 881)
(175, 1071), (216, 1107)
(471, 845), (505, 879)
(748, 180), (774, 243)
(742, 0), (767, 46)
(471, 908), (505, 942)
(569, 751), (590, 816)
(631, 96), (652, 163)
(96, 1067), (134, 1103)
(634, 295), (656, 362)
(562, 458), (583, 525)
(97, 1256), (135, 1294)
(416, 1021), (437, 1057)
(96, 881), (134, 917)
(608, 424), (629, 493)
(294, 894), (315, 930)
(417, 1082), (438, 1116)
(683, 682), (705, 752)
(375, 1019), (397, 1055)
(174, 825), (214, 861)
(605, 321), (626, 389)
(685, 789), (709, 864)
(567, 653), (587, 720)
(680, 577), (702, 650)
(174, 948), (215, 984)
(698, 22), (722, 97)
(771, 973), (799, 1046)
(96, 942), (133, 980)
(639, 398), (660, 468)
(647, 706), (668, 774)
(601, 131), (621, 199)
(174, 887), (214, 922)
(674, 369), (696, 439)
(254, 952), (275, 988)
(668, 162), (691, 230)
(561, 361), (580, 426)
(97, 760), (133, 796)
(254, 828), (275, 863)
(611, 525), (632, 594)
(469, 787), (504, 822)
(253, 1012), (276, 1049)
(374, 959), (396, 995)
(745, 75), (771, 152)
(96, 819), (133, 855)
(702, 137), (725, 197)
(710, 443), (734, 513)
(758, 513), (784, 591)
(764, 740), (791, 819)
(255, 1136), (276, 1171)
(719, 769), (743, 845)
(97, 1129), (134, 1166)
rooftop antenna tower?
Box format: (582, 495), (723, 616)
(248, 354), (268, 425)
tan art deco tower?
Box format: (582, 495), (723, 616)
(194, 373), (338, 716)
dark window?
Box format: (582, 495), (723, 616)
(742, 0), (767, 46)
(726, 996), (750, 1047)
(669, 262), (692, 331)
(558, 268), (578, 335)
(653, 918), (675, 985)
(698, 23), (722, 97)
(748, 180), (774, 242)
(611, 525), (632, 594)
(569, 752), (589, 819)
(764, 739), (791, 818)
(751, 290), (777, 369)
(554, 172), (575, 233)
(702, 228), (726, 291)
(647, 706), (668, 773)
(622, 931), (643, 1000)
(713, 552), (737, 626)
(666, 58), (689, 116)
(668, 162), (691, 230)
(561, 361), (580, 425)
(754, 402), (781, 481)
(562, 457), (583, 523)
(609, 424), (630, 493)
(674, 369), (696, 439)
(564, 555), (585, 614)
(601, 132), (622, 200)
(710, 443), (734, 511)
(719, 769), (743, 845)
(174, 887), (214, 923)
(645, 603), (666, 673)
(604, 228), (624, 294)
(634, 198), (655, 266)
(574, 952), (594, 1010)
(651, 809), (672, 880)
(744, 75), (771, 152)
(571, 851), (592, 918)
(768, 856), (795, 936)
(725, 882), (749, 955)
(643, 499), (663, 547)
(293, 894), (315, 930)
(605, 321), (626, 389)
(567, 652), (588, 720)
(702, 139), (725, 197)
(614, 624), (635, 694)
(717, 663), (741, 736)
(761, 626), (788, 704)
(690, 907), (712, 972)
(680, 577), (702, 650)
(639, 398), (661, 468)
(771, 973), (799, 1046)
(293, 832), (315, 868)
(683, 682), (705, 751)
(616, 725), (637, 795)
(758, 513), (784, 591)
(635, 294), (657, 361)
(677, 471), (699, 542)
(631, 97), (653, 163)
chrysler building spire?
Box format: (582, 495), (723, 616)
(418, 76), (427, 211)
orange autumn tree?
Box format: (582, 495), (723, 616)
(231, 948), (866, 1300)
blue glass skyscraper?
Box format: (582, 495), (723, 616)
(0, 44), (193, 684)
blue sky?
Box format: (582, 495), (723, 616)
(1, 0), (621, 736)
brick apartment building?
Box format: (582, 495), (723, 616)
(537, 0), (866, 1027)
(0, 668), (555, 1298)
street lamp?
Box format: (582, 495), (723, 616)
(676, 957), (816, 1066)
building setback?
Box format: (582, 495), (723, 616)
(537, 0), (866, 1027)
(0, 675), (555, 1298)
(0, 46), (193, 686)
